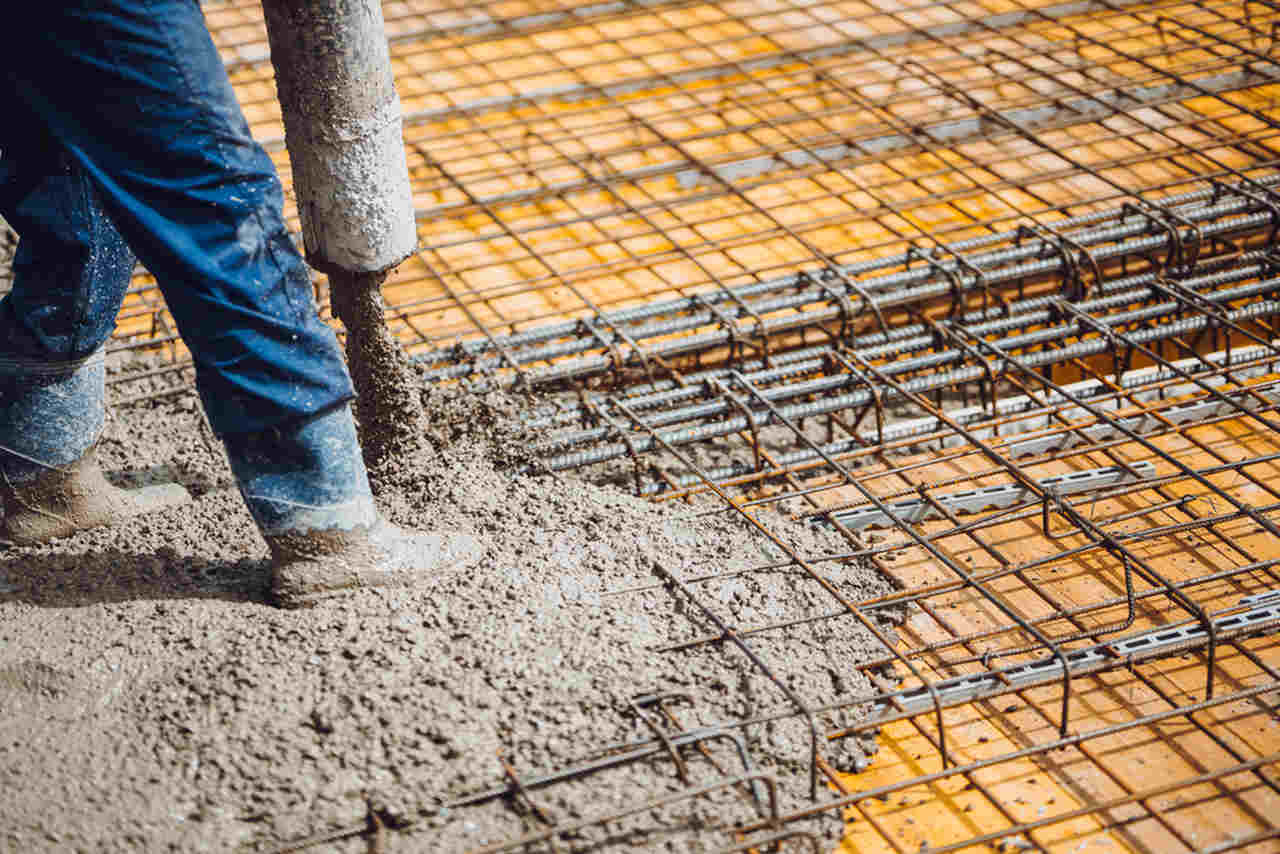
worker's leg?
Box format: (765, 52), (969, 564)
(0, 96), (189, 544)
(0, 104), (134, 365)
(0, 1), (480, 601)
(2, 0), (352, 437)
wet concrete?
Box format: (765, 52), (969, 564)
(0, 356), (901, 852)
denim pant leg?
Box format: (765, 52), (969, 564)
(1, 0), (354, 437)
(0, 93), (134, 476)
(0, 100), (135, 362)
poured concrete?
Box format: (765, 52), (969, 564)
(0, 362), (899, 851)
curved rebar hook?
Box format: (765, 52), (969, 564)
(710, 378), (765, 475)
(828, 267), (889, 342)
(598, 314), (661, 391)
(1148, 201), (1204, 272)
(828, 348), (885, 446)
(722, 277), (773, 367)
(1121, 201), (1178, 274)
(597, 395), (649, 496)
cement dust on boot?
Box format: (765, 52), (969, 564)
(265, 518), (484, 609)
(0, 445), (191, 546)
(0, 347), (191, 545)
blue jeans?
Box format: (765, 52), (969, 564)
(0, 0), (354, 437)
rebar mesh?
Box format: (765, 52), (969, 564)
(110, 0), (1280, 850)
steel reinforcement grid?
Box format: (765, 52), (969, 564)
(105, 0), (1280, 851)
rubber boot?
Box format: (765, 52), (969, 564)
(223, 403), (483, 608)
(0, 349), (191, 545)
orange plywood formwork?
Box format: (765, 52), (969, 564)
(119, 0), (1280, 364)
(109, 0), (1280, 851)
(824, 407), (1280, 853)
